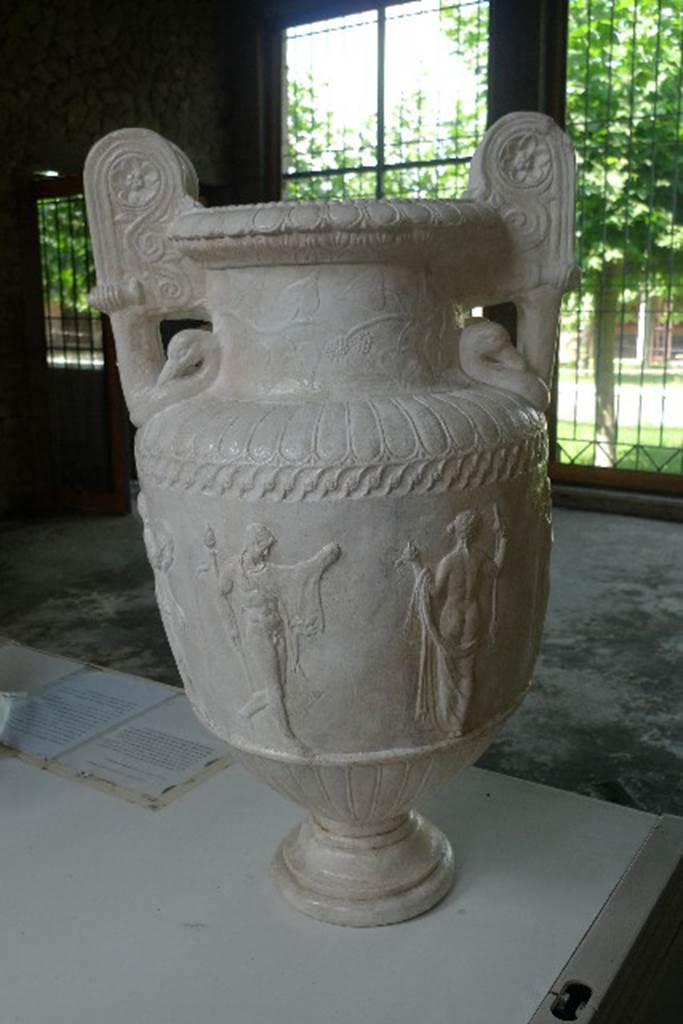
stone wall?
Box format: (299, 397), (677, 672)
(0, 0), (232, 513)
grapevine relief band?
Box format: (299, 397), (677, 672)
(398, 505), (507, 735)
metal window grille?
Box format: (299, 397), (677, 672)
(283, 1), (489, 201)
(555, 0), (683, 481)
(35, 179), (129, 511)
(37, 192), (103, 370)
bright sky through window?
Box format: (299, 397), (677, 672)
(284, 1), (489, 199)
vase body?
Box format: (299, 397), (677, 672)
(85, 113), (576, 926)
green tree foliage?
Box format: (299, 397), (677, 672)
(38, 195), (94, 316)
(285, 73), (376, 199)
(568, 0), (682, 287)
(566, 0), (682, 460)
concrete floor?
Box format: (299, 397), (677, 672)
(1, 506), (680, 816)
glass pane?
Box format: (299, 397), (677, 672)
(384, 1), (489, 166)
(283, 172), (377, 201)
(38, 194), (103, 370)
(383, 160), (470, 198)
(282, 2), (489, 200)
(557, 0), (683, 476)
(285, 12), (378, 176)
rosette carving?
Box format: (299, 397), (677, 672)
(499, 133), (553, 189)
(109, 155), (162, 209)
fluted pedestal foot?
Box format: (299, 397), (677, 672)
(271, 811), (455, 927)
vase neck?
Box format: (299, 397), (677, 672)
(207, 263), (463, 398)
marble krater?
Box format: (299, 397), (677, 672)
(84, 112), (577, 926)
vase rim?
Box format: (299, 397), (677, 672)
(169, 196), (505, 268)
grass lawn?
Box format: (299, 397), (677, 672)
(555, 421), (683, 474)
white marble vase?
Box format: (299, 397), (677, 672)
(84, 113), (576, 926)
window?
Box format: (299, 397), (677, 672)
(34, 175), (129, 512)
(556, 0), (683, 477)
(37, 188), (103, 370)
(283, 1), (489, 200)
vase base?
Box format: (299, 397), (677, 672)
(271, 811), (455, 927)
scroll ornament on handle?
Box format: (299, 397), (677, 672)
(84, 129), (218, 426)
(460, 111), (579, 410)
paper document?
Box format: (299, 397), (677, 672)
(1, 642), (232, 806)
(2, 668), (171, 759)
(60, 695), (230, 800)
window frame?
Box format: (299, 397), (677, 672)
(260, 0), (568, 202)
(281, 3), (488, 201)
(31, 173), (131, 514)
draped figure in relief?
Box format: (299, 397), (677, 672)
(400, 506), (507, 735)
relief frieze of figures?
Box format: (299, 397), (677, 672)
(140, 495), (516, 751)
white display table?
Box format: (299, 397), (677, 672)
(3, 744), (681, 1024)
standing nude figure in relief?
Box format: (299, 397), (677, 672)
(399, 506), (507, 735)
(205, 523), (340, 750)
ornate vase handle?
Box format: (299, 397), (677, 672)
(463, 112), (579, 409)
(84, 129), (214, 427)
